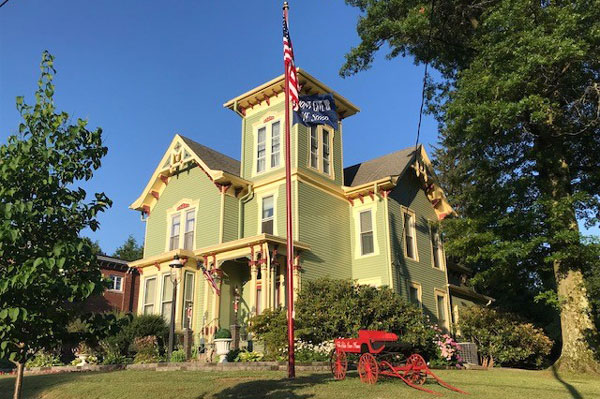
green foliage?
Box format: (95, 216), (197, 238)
(226, 348), (241, 362)
(247, 308), (288, 360)
(214, 328), (232, 339)
(132, 336), (159, 364)
(460, 306), (553, 368)
(295, 341), (334, 362)
(25, 352), (63, 368)
(342, 0), (600, 366)
(99, 339), (128, 365)
(113, 314), (168, 355)
(235, 350), (264, 362)
(112, 235), (143, 261)
(249, 279), (437, 360)
(169, 348), (186, 363)
(0, 51), (112, 368)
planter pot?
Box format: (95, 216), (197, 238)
(77, 354), (89, 366)
(214, 339), (232, 363)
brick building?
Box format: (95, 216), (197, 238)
(83, 255), (140, 313)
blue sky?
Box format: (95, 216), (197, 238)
(1, 1), (595, 254)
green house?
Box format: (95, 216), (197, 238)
(129, 70), (488, 342)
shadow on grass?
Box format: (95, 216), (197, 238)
(0, 371), (108, 399)
(212, 373), (331, 399)
(551, 364), (583, 399)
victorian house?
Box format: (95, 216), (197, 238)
(128, 70), (488, 343)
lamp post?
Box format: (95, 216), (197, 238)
(168, 254), (184, 360)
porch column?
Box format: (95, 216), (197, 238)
(260, 259), (268, 314)
(250, 263), (258, 315)
(293, 253), (301, 302)
(212, 268), (223, 330)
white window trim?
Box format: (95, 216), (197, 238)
(182, 271), (195, 329)
(434, 289), (450, 330)
(160, 273), (174, 321)
(256, 188), (279, 236)
(108, 274), (123, 292)
(253, 116), (284, 176)
(408, 281), (422, 308)
(142, 276), (157, 315)
(429, 223), (446, 271)
(402, 207), (419, 261)
(164, 199), (199, 252)
(352, 199), (380, 259)
(307, 125), (335, 179)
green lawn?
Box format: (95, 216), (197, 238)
(1, 367), (598, 399)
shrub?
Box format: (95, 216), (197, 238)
(132, 336), (159, 364)
(247, 308), (288, 359)
(249, 278), (438, 360)
(294, 340), (335, 362)
(226, 348), (241, 362)
(236, 351), (264, 362)
(214, 328), (232, 339)
(25, 352), (63, 368)
(169, 348), (187, 363)
(459, 306), (553, 368)
(113, 314), (169, 355)
(99, 339), (128, 365)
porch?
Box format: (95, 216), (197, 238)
(129, 234), (310, 346)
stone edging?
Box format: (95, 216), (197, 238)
(21, 361), (330, 375)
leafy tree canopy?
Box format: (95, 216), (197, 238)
(0, 51), (111, 397)
(112, 234), (143, 261)
(342, 0), (600, 372)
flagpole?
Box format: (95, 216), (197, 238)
(283, 0), (296, 379)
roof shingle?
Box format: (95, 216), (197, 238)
(180, 135), (241, 176)
(343, 147), (416, 187)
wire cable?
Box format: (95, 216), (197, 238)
(0, 0), (11, 9)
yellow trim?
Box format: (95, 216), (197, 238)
(352, 197), (380, 259)
(164, 199), (199, 252)
(306, 125), (336, 180)
(408, 281), (423, 308)
(434, 288), (451, 331)
(401, 207), (419, 262)
(223, 68), (360, 120)
(428, 222), (446, 271)
(382, 192), (394, 287)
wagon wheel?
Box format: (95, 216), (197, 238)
(329, 350), (348, 380)
(358, 353), (379, 384)
(405, 354), (428, 385)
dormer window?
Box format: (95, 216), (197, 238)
(255, 119), (282, 175)
(308, 125), (333, 177)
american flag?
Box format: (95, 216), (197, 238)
(283, 9), (299, 111)
(200, 262), (220, 296)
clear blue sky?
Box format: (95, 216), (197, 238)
(1, 1), (595, 254)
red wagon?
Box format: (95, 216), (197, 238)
(330, 330), (468, 396)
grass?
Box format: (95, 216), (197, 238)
(1, 367), (599, 399)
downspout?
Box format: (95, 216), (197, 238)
(376, 181), (394, 290)
(219, 187), (225, 244)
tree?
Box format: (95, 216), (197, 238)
(341, 0), (600, 372)
(112, 234), (143, 261)
(0, 51), (111, 398)
(83, 237), (104, 255)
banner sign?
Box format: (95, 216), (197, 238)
(293, 93), (338, 129)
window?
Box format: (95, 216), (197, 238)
(169, 214), (181, 250)
(359, 210), (374, 255)
(257, 126), (266, 173)
(256, 286), (262, 315)
(261, 195), (274, 234)
(431, 225), (444, 269)
(403, 210), (417, 259)
(161, 274), (174, 323)
(322, 129), (330, 174)
(271, 121), (281, 168)
(182, 272), (195, 329)
(409, 283), (421, 307)
(184, 209), (195, 250)
(109, 275), (123, 291)
(436, 293), (448, 329)
(310, 127), (319, 169)
(309, 126), (333, 176)
(143, 277), (156, 315)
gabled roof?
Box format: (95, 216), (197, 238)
(179, 136), (240, 177)
(130, 134), (249, 212)
(343, 145), (455, 220)
(344, 147), (415, 187)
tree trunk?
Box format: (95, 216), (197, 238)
(542, 151), (600, 373)
(13, 362), (24, 399)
